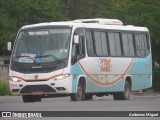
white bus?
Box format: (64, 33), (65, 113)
(8, 18), (152, 102)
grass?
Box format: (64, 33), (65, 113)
(0, 81), (11, 96)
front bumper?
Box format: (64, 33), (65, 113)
(9, 76), (72, 96)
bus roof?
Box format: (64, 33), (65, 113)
(21, 18), (149, 32)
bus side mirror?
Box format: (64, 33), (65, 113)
(74, 35), (79, 44)
(7, 42), (12, 51)
(7, 34), (16, 51)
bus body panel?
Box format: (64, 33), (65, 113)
(71, 54), (152, 93)
(77, 57), (133, 92)
(129, 54), (152, 90)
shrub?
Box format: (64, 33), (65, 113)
(153, 69), (160, 92)
(0, 81), (11, 95)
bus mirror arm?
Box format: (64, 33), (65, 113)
(77, 54), (85, 60)
(71, 44), (78, 65)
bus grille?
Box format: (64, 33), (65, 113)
(20, 85), (56, 93)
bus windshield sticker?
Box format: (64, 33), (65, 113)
(60, 49), (68, 53)
(28, 31), (49, 36)
(21, 53), (36, 58)
(35, 58), (41, 63)
(19, 57), (34, 63)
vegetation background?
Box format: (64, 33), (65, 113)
(0, 0), (160, 59)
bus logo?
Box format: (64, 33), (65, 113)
(34, 75), (39, 79)
(98, 59), (112, 72)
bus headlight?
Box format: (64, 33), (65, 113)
(9, 77), (22, 82)
(56, 74), (70, 80)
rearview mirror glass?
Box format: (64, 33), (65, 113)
(7, 42), (12, 51)
(74, 35), (79, 44)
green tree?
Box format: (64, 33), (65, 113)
(0, 0), (160, 60)
(98, 0), (160, 59)
(0, 0), (68, 54)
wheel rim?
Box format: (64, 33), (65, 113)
(76, 85), (83, 100)
(124, 82), (130, 99)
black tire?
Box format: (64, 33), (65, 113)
(113, 92), (120, 100)
(35, 96), (41, 102)
(22, 95), (35, 102)
(70, 82), (85, 101)
(113, 81), (131, 100)
(85, 94), (93, 100)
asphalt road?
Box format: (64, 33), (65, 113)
(0, 93), (160, 120)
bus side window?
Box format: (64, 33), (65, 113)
(108, 32), (122, 57)
(93, 31), (108, 57)
(86, 31), (94, 56)
(135, 33), (149, 57)
(78, 36), (85, 57)
(122, 33), (135, 57)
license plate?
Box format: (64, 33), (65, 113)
(31, 91), (44, 95)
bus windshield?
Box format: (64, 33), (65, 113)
(12, 28), (71, 63)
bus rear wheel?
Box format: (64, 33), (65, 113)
(113, 80), (131, 100)
(70, 82), (85, 101)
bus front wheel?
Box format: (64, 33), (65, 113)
(70, 82), (85, 101)
(22, 95), (35, 102)
(22, 95), (41, 102)
(113, 80), (131, 100)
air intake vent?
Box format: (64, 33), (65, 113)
(73, 18), (123, 25)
